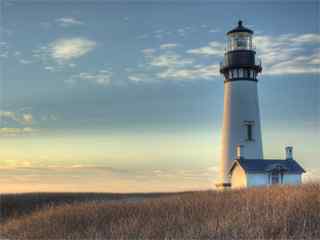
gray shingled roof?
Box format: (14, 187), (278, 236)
(229, 159), (306, 175)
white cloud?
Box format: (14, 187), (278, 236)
(22, 113), (33, 125)
(49, 38), (96, 62)
(160, 43), (178, 50)
(291, 34), (320, 44)
(56, 17), (83, 27)
(44, 66), (55, 72)
(209, 29), (219, 33)
(69, 70), (112, 86)
(0, 111), (16, 121)
(187, 41), (224, 56)
(128, 74), (148, 82)
(128, 75), (142, 82)
(184, 33), (319, 76)
(142, 48), (156, 55)
(133, 32), (319, 83)
(255, 33), (320, 75)
(132, 43), (221, 82)
(19, 59), (32, 64)
(265, 57), (319, 75)
(157, 64), (220, 80)
(41, 113), (58, 121)
(0, 41), (9, 58)
(0, 127), (37, 136)
(33, 38), (96, 67)
(149, 52), (193, 68)
(0, 110), (33, 125)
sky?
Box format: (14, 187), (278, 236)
(0, 1), (319, 193)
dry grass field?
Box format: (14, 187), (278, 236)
(1, 184), (319, 240)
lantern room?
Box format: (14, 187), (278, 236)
(226, 20), (254, 52)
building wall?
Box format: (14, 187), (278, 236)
(283, 174), (302, 185)
(246, 173), (269, 187)
(220, 81), (263, 184)
(245, 173), (302, 187)
(230, 165), (247, 188)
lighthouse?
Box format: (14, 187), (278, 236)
(216, 21), (263, 188)
(216, 21), (305, 189)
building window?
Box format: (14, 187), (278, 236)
(229, 70), (232, 79)
(269, 172), (284, 185)
(271, 172), (279, 184)
(244, 121), (254, 141)
(247, 124), (252, 141)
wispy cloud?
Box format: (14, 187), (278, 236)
(68, 70), (113, 86)
(56, 17), (83, 27)
(0, 164), (218, 192)
(133, 43), (220, 82)
(157, 64), (220, 80)
(160, 43), (179, 50)
(50, 38), (96, 62)
(0, 110), (33, 125)
(132, 32), (319, 83)
(44, 66), (56, 72)
(0, 127), (37, 136)
(209, 29), (219, 33)
(0, 41), (9, 58)
(19, 59), (32, 64)
(33, 38), (96, 65)
(187, 41), (224, 56)
(292, 34), (320, 44)
(142, 48), (156, 55)
(255, 33), (320, 75)
(128, 74), (147, 82)
(149, 52), (193, 68)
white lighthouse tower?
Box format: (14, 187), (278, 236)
(216, 21), (263, 188)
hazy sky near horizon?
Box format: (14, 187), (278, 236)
(0, 1), (319, 192)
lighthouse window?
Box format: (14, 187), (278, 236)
(245, 123), (253, 141)
(245, 69), (250, 78)
(236, 37), (247, 48)
(233, 69), (238, 78)
(239, 68), (244, 78)
(250, 70), (254, 79)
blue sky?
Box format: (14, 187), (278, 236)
(0, 1), (319, 192)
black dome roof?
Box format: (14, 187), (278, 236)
(227, 20), (253, 35)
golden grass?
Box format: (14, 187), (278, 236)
(1, 184), (319, 240)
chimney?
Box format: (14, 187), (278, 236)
(285, 146), (293, 160)
(236, 145), (244, 160)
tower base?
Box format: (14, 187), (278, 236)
(215, 182), (231, 189)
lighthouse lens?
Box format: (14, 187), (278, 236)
(228, 33), (252, 51)
(236, 37), (247, 48)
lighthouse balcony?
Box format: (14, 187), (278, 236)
(220, 57), (262, 75)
